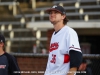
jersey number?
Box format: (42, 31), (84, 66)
(50, 54), (56, 64)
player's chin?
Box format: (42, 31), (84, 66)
(50, 19), (55, 22)
(50, 21), (56, 24)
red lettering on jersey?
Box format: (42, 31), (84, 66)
(64, 54), (70, 63)
(0, 65), (6, 69)
(50, 54), (56, 64)
(49, 42), (59, 52)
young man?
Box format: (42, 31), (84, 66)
(44, 5), (82, 75)
(0, 34), (21, 75)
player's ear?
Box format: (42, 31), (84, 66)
(62, 14), (66, 20)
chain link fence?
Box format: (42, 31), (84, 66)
(12, 53), (100, 75)
(83, 54), (100, 75)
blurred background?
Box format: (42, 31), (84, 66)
(0, 0), (100, 75)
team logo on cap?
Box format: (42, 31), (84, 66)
(0, 40), (3, 42)
(52, 5), (57, 8)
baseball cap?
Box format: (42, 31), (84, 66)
(46, 5), (66, 15)
(46, 5), (69, 22)
(0, 34), (5, 44)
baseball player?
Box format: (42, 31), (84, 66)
(44, 5), (82, 75)
(0, 34), (21, 75)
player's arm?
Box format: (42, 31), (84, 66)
(9, 55), (21, 75)
(67, 67), (77, 75)
(67, 50), (82, 75)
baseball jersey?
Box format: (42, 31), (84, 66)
(0, 53), (9, 75)
(44, 25), (81, 75)
(0, 52), (20, 75)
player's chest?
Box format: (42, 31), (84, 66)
(50, 36), (67, 53)
(0, 56), (9, 69)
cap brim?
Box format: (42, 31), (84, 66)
(45, 8), (62, 14)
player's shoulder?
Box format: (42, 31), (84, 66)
(4, 52), (15, 60)
(65, 25), (77, 34)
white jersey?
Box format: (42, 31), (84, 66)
(44, 25), (81, 75)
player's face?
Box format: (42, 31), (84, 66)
(49, 11), (65, 25)
(0, 42), (4, 49)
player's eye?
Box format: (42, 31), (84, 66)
(49, 12), (52, 14)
